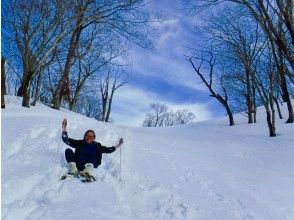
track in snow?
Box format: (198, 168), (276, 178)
(2, 114), (189, 220)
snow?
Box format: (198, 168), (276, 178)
(2, 95), (294, 220)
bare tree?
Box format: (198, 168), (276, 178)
(167, 109), (195, 125)
(181, 1), (294, 136)
(253, 52), (279, 137)
(52, 0), (152, 110)
(143, 103), (169, 127)
(75, 92), (102, 120)
(188, 49), (235, 126)
(273, 93), (283, 120)
(221, 65), (258, 122)
(142, 103), (195, 127)
(143, 113), (157, 127)
(269, 38), (294, 123)
(7, 0), (69, 107)
(185, 0), (294, 70)
(98, 68), (128, 122)
(205, 9), (266, 124)
(68, 32), (126, 111)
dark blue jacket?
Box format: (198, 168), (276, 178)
(62, 131), (116, 166)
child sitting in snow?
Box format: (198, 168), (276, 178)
(61, 118), (123, 181)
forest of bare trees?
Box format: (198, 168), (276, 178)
(186, 1), (294, 136)
(3, 0), (152, 122)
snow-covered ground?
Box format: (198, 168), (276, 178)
(2, 96), (294, 220)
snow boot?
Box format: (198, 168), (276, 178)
(60, 162), (79, 180)
(80, 163), (96, 182)
(68, 162), (79, 177)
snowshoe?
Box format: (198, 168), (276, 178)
(79, 172), (96, 182)
(60, 171), (79, 180)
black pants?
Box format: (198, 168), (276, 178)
(65, 148), (99, 170)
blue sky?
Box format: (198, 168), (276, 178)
(111, 0), (225, 126)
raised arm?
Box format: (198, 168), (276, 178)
(100, 138), (124, 153)
(61, 118), (80, 148)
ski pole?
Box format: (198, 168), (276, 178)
(119, 144), (122, 182)
(56, 121), (65, 163)
(56, 131), (62, 163)
(57, 119), (67, 163)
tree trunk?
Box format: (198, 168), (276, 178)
(253, 107), (257, 123)
(105, 101), (112, 122)
(217, 95), (235, 126)
(246, 70), (253, 123)
(266, 110), (276, 137)
(52, 71), (70, 110)
(253, 74), (277, 137)
(21, 78), (31, 107)
(266, 97), (276, 137)
(101, 94), (107, 122)
(267, 70), (276, 137)
(69, 75), (87, 111)
(105, 89), (115, 122)
(31, 73), (42, 106)
(1, 57), (6, 108)
(52, 25), (83, 110)
(17, 84), (23, 97)
(274, 97), (283, 119)
(285, 98), (294, 123)
(69, 98), (77, 111)
(101, 101), (107, 121)
(69, 89), (81, 111)
(17, 67), (33, 108)
(100, 78), (109, 122)
(280, 74), (294, 123)
(269, 97), (276, 137)
(226, 104), (235, 126)
(252, 84), (257, 123)
(52, 91), (61, 109)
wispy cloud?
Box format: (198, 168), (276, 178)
(128, 46), (208, 92)
(128, 1), (208, 92)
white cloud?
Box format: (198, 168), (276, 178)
(111, 84), (213, 127)
(129, 48), (208, 92)
(125, 5), (211, 97)
(111, 85), (160, 126)
(153, 18), (180, 50)
(151, 18), (179, 29)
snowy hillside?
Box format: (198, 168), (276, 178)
(2, 96), (294, 220)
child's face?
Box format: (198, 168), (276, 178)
(85, 132), (95, 144)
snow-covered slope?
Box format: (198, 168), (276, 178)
(2, 96), (294, 220)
